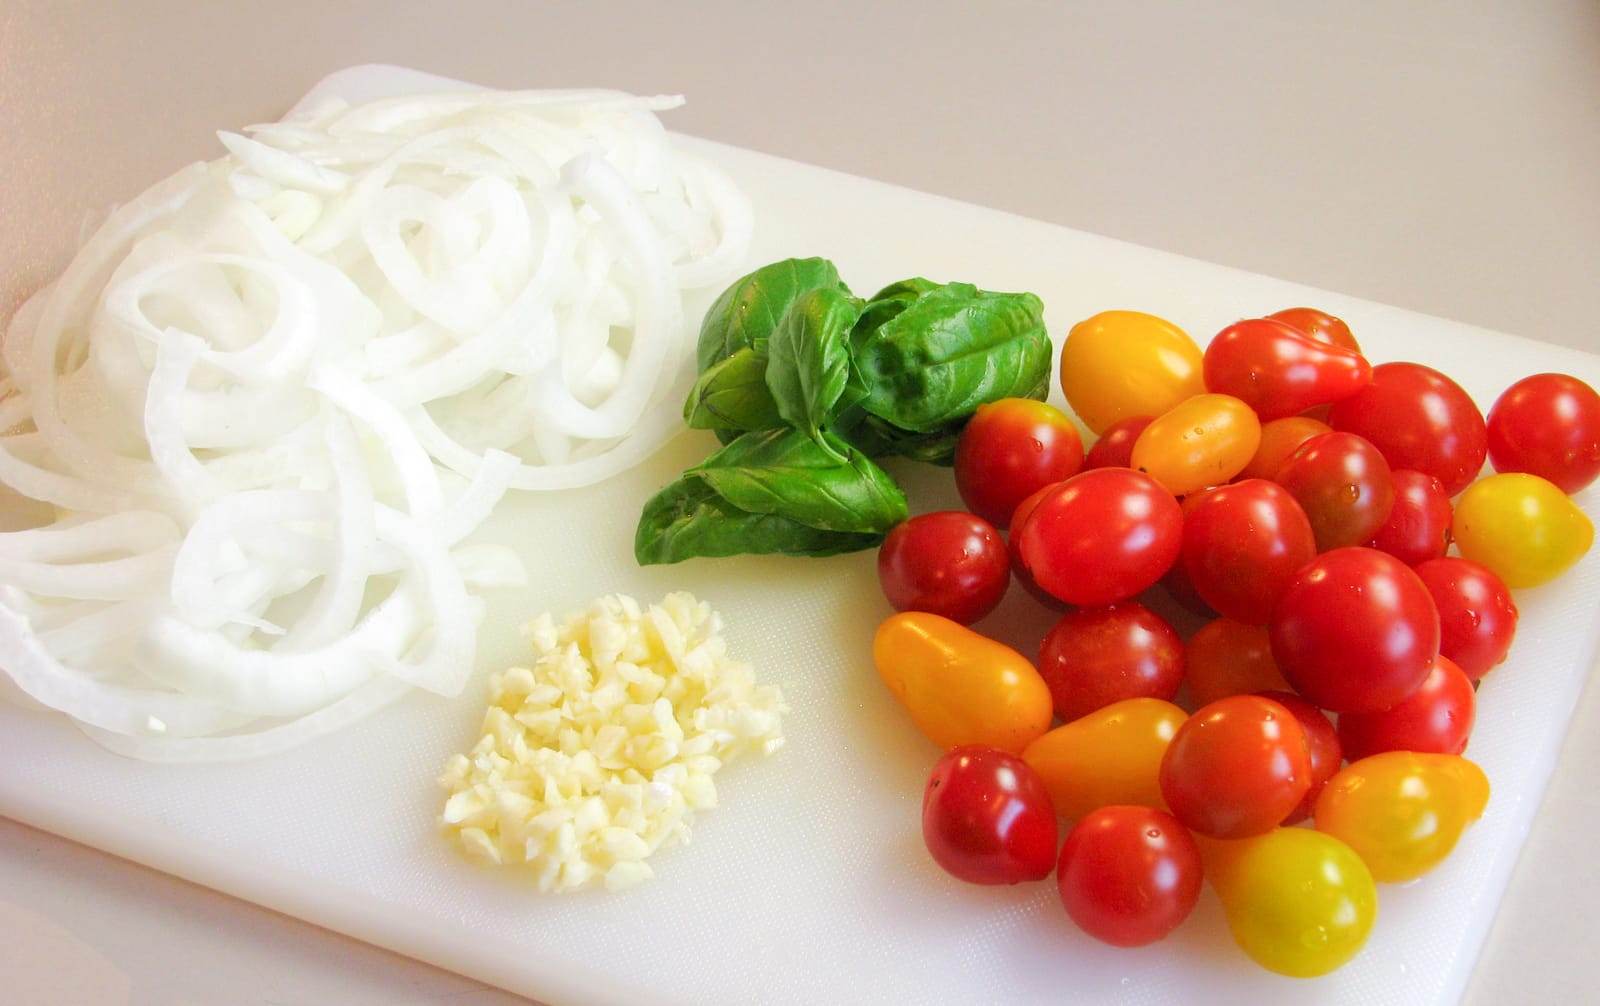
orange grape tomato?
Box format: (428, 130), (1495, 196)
(1061, 311), (1204, 435)
(873, 612), (1053, 754)
(1240, 416), (1330, 481)
(1184, 618), (1289, 705)
(1131, 394), (1262, 496)
(1021, 697), (1186, 821)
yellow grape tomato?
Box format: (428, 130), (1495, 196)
(1061, 311), (1204, 435)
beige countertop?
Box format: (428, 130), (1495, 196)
(2, 2), (1597, 1003)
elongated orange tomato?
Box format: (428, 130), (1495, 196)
(873, 613), (1053, 754)
(1061, 311), (1205, 435)
(1132, 394), (1262, 496)
(1022, 697), (1186, 820)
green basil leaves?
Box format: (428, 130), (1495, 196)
(635, 257), (1054, 565)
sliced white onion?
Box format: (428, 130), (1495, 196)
(0, 84), (751, 761)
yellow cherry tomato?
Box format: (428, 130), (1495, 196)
(1314, 751), (1489, 883)
(1130, 393), (1263, 496)
(1203, 827), (1377, 978)
(873, 612), (1052, 754)
(1021, 697), (1186, 821)
(1451, 472), (1594, 587)
(1061, 311), (1205, 435)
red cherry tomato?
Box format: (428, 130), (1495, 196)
(1486, 373), (1600, 493)
(1180, 480), (1317, 624)
(1413, 557), (1518, 681)
(878, 512), (1009, 624)
(1014, 468), (1183, 606)
(1270, 547), (1441, 713)
(922, 746), (1059, 885)
(1275, 432), (1395, 551)
(1185, 619), (1290, 705)
(1337, 656), (1476, 759)
(955, 399), (1086, 527)
(1159, 695), (1312, 839)
(1037, 603), (1185, 721)
(1084, 416), (1152, 470)
(1056, 806), (1202, 947)
(1203, 318), (1372, 421)
(1327, 362), (1488, 497)
(1256, 690), (1341, 825)
(1368, 469), (1452, 566)
(1268, 307), (1361, 354)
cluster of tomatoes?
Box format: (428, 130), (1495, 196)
(873, 306), (1599, 977)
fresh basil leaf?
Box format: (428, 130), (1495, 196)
(683, 347), (783, 432)
(695, 257), (850, 372)
(764, 287), (858, 445)
(852, 283), (1051, 432)
(689, 428), (908, 533)
(634, 476), (879, 565)
(845, 414), (966, 466)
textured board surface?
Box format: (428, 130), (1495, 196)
(3, 65), (1600, 1006)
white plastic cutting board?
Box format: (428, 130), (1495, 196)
(4, 65), (1600, 1006)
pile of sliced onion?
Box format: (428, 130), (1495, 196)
(0, 88), (752, 761)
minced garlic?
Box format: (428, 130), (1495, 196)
(439, 592), (786, 892)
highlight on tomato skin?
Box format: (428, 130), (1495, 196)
(1202, 317), (1371, 421)
(1327, 361), (1488, 498)
(1084, 415), (1152, 470)
(1368, 469), (1453, 567)
(1485, 372), (1600, 494)
(877, 512), (1010, 625)
(1036, 603), (1184, 722)
(1013, 468), (1184, 607)
(1158, 695), (1312, 840)
(954, 398), (1085, 527)
(1269, 547), (1440, 714)
(1413, 558), (1518, 680)
(1056, 805), (1203, 947)
(1267, 306), (1361, 354)
(922, 746), (1059, 885)
(1274, 431), (1395, 552)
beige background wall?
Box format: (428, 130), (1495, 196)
(2, 2), (1598, 1003)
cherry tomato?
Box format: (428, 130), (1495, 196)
(1486, 373), (1600, 493)
(1327, 362), (1487, 496)
(1413, 557), (1518, 680)
(1239, 415), (1330, 481)
(1275, 431), (1395, 551)
(1268, 306), (1361, 353)
(1023, 698), (1186, 821)
(1205, 827), (1376, 977)
(878, 512), (1009, 625)
(1368, 469), (1452, 566)
(874, 613), (1053, 753)
(1184, 618), (1289, 705)
(1315, 751), (1488, 883)
(1057, 806), (1202, 947)
(1203, 318), (1371, 421)
(922, 746), (1059, 885)
(1007, 484), (1070, 609)
(1256, 691), (1341, 825)
(1452, 472), (1594, 587)
(954, 399), (1085, 527)
(1270, 547), (1439, 713)
(1037, 603), (1184, 721)
(1061, 311), (1204, 435)
(1159, 695), (1311, 839)
(1180, 480), (1316, 624)
(1084, 415), (1152, 470)
(1337, 656), (1475, 759)
(1014, 468), (1183, 606)
(1131, 393), (1262, 496)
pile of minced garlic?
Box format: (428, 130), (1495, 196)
(439, 592), (787, 892)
